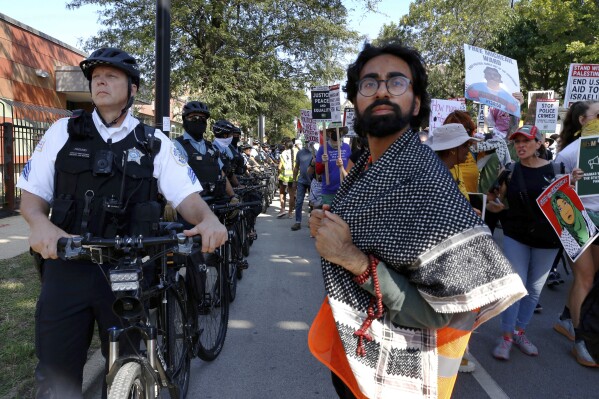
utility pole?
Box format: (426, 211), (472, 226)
(155, 0), (171, 135)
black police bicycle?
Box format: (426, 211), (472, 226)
(57, 223), (228, 398)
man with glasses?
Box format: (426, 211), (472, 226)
(309, 42), (525, 398)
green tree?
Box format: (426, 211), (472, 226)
(491, 0), (599, 100)
(376, 0), (514, 100)
(67, 0), (365, 131)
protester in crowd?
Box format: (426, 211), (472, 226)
(543, 136), (555, 160)
(16, 48), (227, 398)
(553, 100), (599, 367)
(291, 139), (314, 230)
(487, 125), (567, 361)
(426, 123), (481, 201)
(309, 42), (525, 399)
(277, 139), (298, 218)
(345, 136), (368, 173)
(443, 111), (480, 194)
(314, 127), (351, 205)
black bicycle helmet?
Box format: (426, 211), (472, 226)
(79, 48), (140, 87)
(212, 119), (236, 137)
(182, 101), (211, 118)
(240, 143), (252, 150)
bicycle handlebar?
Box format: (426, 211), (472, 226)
(57, 232), (202, 261)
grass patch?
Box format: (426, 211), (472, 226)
(0, 253), (100, 398)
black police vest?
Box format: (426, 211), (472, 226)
(175, 137), (225, 196)
(229, 144), (245, 175)
(51, 114), (160, 238)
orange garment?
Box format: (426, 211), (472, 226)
(308, 297), (472, 399)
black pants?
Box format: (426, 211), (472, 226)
(35, 259), (133, 399)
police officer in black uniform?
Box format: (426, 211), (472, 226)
(212, 119), (242, 188)
(17, 48), (227, 398)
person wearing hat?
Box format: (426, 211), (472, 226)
(240, 143), (259, 174)
(487, 125), (567, 361)
(16, 48), (227, 398)
(543, 135), (555, 160)
(426, 123), (481, 200)
(314, 126), (351, 205)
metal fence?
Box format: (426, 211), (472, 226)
(0, 99), (71, 213)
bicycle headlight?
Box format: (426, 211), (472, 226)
(109, 269), (142, 292)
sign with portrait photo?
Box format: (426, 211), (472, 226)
(537, 175), (599, 262)
(464, 44), (521, 117)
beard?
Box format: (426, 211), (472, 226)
(354, 99), (414, 138)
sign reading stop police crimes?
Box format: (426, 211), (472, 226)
(535, 99), (559, 134)
(311, 86), (331, 121)
(564, 64), (599, 108)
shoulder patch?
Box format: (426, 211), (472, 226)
(35, 138), (46, 152)
(172, 146), (187, 166)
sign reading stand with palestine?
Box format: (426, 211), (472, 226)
(563, 64), (599, 108)
(311, 86), (331, 121)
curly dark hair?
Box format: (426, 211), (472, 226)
(558, 100), (598, 151)
(343, 42), (431, 130)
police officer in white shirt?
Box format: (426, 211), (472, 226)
(17, 48), (227, 398)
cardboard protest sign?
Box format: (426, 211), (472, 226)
(563, 64), (599, 108)
(300, 109), (319, 143)
(343, 108), (357, 137)
(429, 99), (467, 135)
(524, 90), (555, 125)
(534, 99), (559, 134)
(464, 44), (521, 117)
(311, 86), (331, 121)
(537, 175), (599, 262)
(328, 84), (342, 123)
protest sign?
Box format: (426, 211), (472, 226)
(429, 99), (467, 135)
(577, 134), (599, 197)
(300, 109), (319, 143)
(463, 44), (521, 117)
(328, 84), (342, 123)
(343, 108), (356, 137)
(534, 99), (559, 134)
(524, 90), (555, 125)
(563, 64), (599, 108)
(537, 175), (599, 262)
(311, 86), (331, 121)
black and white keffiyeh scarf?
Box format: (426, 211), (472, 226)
(323, 129), (525, 398)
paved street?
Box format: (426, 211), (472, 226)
(78, 198), (598, 398)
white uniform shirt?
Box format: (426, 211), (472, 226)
(17, 110), (202, 208)
(554, 138), (599, 211)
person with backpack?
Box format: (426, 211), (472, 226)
(487, 125), (563, 360)
(16, 48), (227, 398)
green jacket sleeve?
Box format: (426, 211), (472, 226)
(359, 261), (451, 329)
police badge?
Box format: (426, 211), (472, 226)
(127, 148), (144, 165)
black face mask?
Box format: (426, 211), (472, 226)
(232, 136), (240, 146)
(183, 119), (207, 140)
(329, 132), (338, 141)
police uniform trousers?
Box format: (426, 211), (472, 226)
(35, 258), (135, 399)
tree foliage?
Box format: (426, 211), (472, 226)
(376, 0), (514, 100)
(375, 0), (599, 113)
(67, 0), (365, 136)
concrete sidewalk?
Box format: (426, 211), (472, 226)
(0, 213), (105, 397)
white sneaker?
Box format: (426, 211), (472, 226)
(553, 317), (575, 341)
(513, 331), (538, 356)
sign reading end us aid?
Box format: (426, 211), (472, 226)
(311, 86), (331, 121)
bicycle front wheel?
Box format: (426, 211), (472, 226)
(195, 259), (229, 361)
(166, 284), (191, 397)
(108, 362), (145, 399)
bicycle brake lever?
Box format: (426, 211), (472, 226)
(176, 233), (194, 254)
(62, 236), (84, 260)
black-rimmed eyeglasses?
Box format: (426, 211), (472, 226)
(185, 115), (207, 122)
(357, 76), (412, 97)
